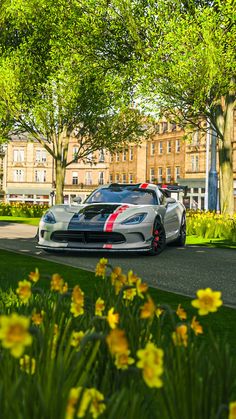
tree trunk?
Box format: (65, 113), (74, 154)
(55, 159), (66, 204)
(217, 102), (234, 215)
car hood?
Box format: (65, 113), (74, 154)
(50, 203), (152, 231)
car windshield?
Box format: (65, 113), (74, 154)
(85, 186), (158, 205)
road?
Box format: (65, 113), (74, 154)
(0, 221), (236, 307)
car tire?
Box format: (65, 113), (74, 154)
(148, 219), (166, 256)
(174, 213), (186, 246)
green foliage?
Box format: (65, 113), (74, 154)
(187, 210), (236, 241)
(0, 202), (48, 217)
(0, 262), (235, 418)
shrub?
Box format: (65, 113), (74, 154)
(0, 261), (235, 419)
(0, 202), (48, 218)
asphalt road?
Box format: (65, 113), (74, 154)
(0, 221), (236, 307)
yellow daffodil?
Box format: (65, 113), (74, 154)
(70, 302), (84, 317)
(61, 282), (68, 294)
(114, 350), (135, 370)
(0, 313), (32, 358)
(110, 266), (122, 284)
(28, 267), (40, 283)
(191, 316), (203, 336)
(127, 270), (140, 284)
(137, 342), (164, 388)
(155, 307), (164, 318)
(70, 331), (85, 350)
(95, 297), (105, 316)
(107, 307), (119, 329)
(123, 288), (137, 301)
(16, 280), (32, 304)
(95, 258), (108, 278)
(172, 324), (188, 347)
(191, 288), (223, 315)
(229, 401), (236, 419)
(87, 388), (106, 419)
(66, 387), (81, 419)
(70, 286), (84, 317)
(176, 304), (187, 320)
(136, 279), (148, 299)
(19, 354), (36, 374)
(106, 329), (128, 355)
(66, 387), (106, 419)
(31, 310), (44, 326)
(72, 285), (84, 305)
(51, 324), (59, 359)
(140, 296), (156, 319)
(50, 273), (64, 292)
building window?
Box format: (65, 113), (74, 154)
(129, 173), (133, 183)
(192, 130), (199, 146)
(36, 149), (47, 163)
(191, 155), (199, 172)
(158, 167), (163, 183)
(150, 168), (155, 182)
(13, 149), (24, 162)
(13, 169), (24, 182)
(129, 147), (133, 161)
(162, 122), (168, 133)
(116, 173), (120, 183)
(85, 171), (92, 185)
(109, 174), (113, 183)
(99, 150), (105, 162)
(35, 170), (46, 183)
(116, 153), (120, 162)
(98, 171), (104, 185)
(122, 173), (126, 183)
(72, 147), (79, 161)
(171, 122), (177, 131)
(123, 150), (127, 161)
(72, 172), (78, 185)
(158, 142), (163, 154)
(86, 152), (93, 163)
(167, 141), (171, 153)
(110, 153), (113, 162)
(175, 139), (180, 153)
(150, 142), (155, 156)
(175, 166), (180, 181)
(166, 167), (171, 183)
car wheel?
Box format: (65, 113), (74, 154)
(148, 219), (166, 256)
(174, 213), (186, 246)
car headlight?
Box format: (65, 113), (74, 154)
(121, 213), (147, 225)
(42, 210), (56, 224)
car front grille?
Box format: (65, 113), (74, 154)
(51, 230), (126, 244)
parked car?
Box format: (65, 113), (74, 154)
(37, 183), (186, 255)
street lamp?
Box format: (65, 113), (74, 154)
(208, 127), (218, 211)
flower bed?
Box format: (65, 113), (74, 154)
(187, 210), (236, 242)
(0, 202), (48, 217)
(0, 260), (235, 419)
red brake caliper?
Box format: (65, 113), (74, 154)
(153, 230), (159, 248)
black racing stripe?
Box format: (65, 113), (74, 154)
(68, 204), (120, 231)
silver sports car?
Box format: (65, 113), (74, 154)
(37, 183), (186, 255)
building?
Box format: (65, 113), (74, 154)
(1, 113), (236, 210)
(3, 135), (109, 204)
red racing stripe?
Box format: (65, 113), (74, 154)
(139, 183), (149, 189)
(104, 205), (129, 232)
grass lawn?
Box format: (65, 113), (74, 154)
(0, 248), (235, 347)
(0, 216), (40, 226)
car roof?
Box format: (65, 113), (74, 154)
(98, 183), (159, 191)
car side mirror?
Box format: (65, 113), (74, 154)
(166, 197), (176, 206)
(73, 196), (82, 204)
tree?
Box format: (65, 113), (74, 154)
(132, 0), (236, 214)
(0, 0), (147, 203)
